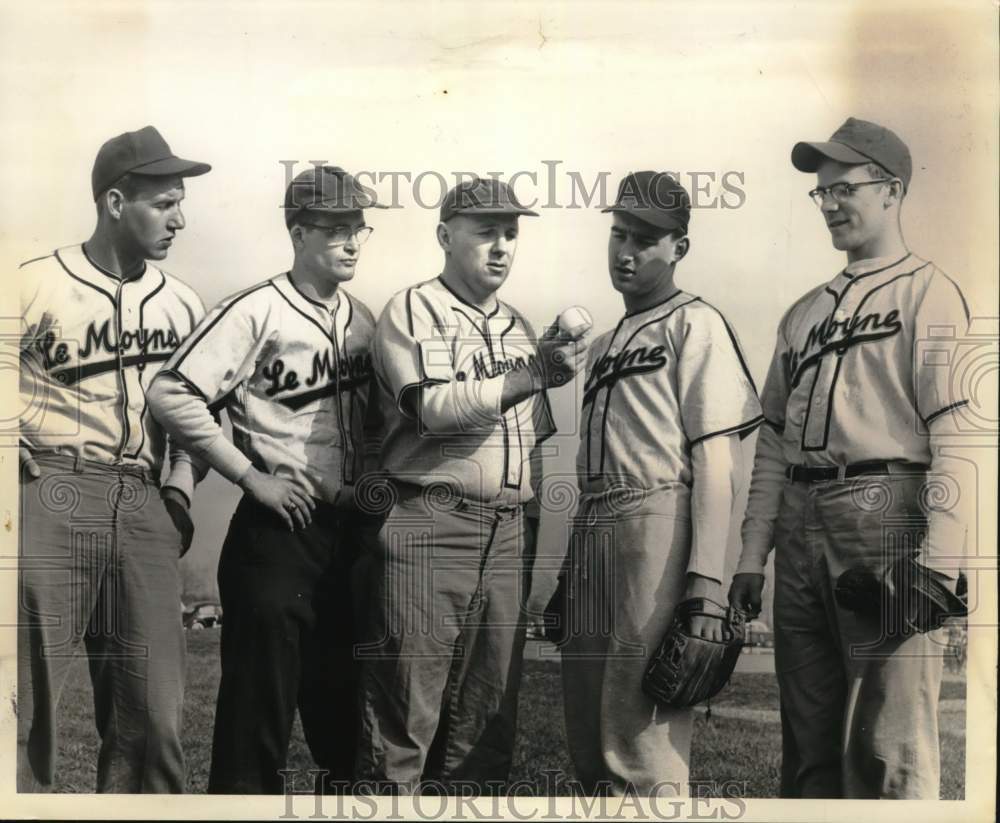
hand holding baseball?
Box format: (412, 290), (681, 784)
(538, 306), (593, 388)
(556, 306), (593, 340)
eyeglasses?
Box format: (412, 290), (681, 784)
(299, 223), (374, 245)
(808, 179), (894, 207)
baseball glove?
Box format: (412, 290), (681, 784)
(642, 598), (746, 708)
(834, 552), (967, 634)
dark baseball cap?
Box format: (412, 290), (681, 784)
(791, 117), (912, 191)
(284, 165), (386, 227)
(439, 177), (539, 222)
(602, 171), (691, 233)
(92, 126), (211, 200)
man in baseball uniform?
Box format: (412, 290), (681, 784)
(148, 165), (383, 793)
(729, 118), (971, 798)
(559, 171), (762, 796)
(355, 177), (588, 790)
(17, 126), (211, 792)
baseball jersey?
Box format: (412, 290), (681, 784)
(757, 253), (970, 466)
(577, 290), (762, 496)
(154, 273), (374, 503)
(372, 276), (555, 505)
(18, 244), (205, 497)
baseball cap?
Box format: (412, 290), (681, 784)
(791, 117), (912, 191)
(439, 177), (539, 222)
(601, 171), (691, 233)
(284, 165), (386, 227)
(92, 126), (211, 200)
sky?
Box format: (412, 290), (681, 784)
(1, 0), (996, 608)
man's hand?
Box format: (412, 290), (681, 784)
(500, 319), (591, 412)
(19, 445), (40, 480)
(537, 318), (590, 389)
(238, 466), (316, 531)
(161, 487), (195, 558)
(728, 572), (765, 620)
(684, 573), (726, 641)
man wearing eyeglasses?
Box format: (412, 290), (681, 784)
(148, 165), (385, 793)
(729, 118), (971, 798)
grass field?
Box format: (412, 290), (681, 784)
(48, 630), (966, 797)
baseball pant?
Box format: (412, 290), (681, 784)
(355, 486), (534, 790)
(208, 495), (359, 794)
(17, 453), (186, 793)
(773, 473), (947, 799)
(560, 486), (693, 796)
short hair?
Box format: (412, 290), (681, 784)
(864, 161), (894, 182)
(106, 172), (143, 200)
(103, 172), (185, 201)
(287, 209), (327, 232)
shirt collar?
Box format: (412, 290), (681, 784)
(56, 244), (162, 305)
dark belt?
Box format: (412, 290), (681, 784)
(785, 460), (930, 483)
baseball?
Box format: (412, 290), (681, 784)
(558, 306), (593, 339)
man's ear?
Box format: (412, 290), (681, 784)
(289, 223), (305, 250)
(884, 178), (904, 208)
(436, 221), (450, 252)
(673, 235), (690, 263)
(104, 188), (126, 221)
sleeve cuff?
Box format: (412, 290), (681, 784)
(734, 542), (770, 575)
(163, 460), (196, 504)
(202, 434), (254, 485)
(469, 376), (504, 428)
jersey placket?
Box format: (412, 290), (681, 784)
(494, 316), (525, 491)
(328, 299), (355, 486)
(480, 314), (520, 491)
(113, 277), (132, 462)
(801, 284), (854, 452)
(584, 320), (627, 480)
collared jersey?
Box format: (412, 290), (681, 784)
(19, 244), (204, 475)
(163, 273), (375, 502)
(759, 254), (971, 466)
(577, 290), (762, 495)
(372, 276), (555, 505)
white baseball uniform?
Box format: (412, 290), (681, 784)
(372, 275), (555, 503)
(737, 253), (971, 798)
(356, 275), (555, 787)
(562, 289), (762, 795)
(149, 272), (375, 503)
(17, 243), (205, 792)
(19, 244), (205, 496)
(148, 271), (376, 793)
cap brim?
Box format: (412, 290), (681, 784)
(601, 205), (685, 232)
(300, 201), (389, 212)
(132, 156), (212, 179)
(454, 206), (539, 218)
(791, 141), (872, 172)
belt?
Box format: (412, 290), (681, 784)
(30, 451), (156, 484)
(785, 460), (930, 483)
(390, 480), (525, 516)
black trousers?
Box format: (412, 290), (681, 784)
(208, 495), (359, 794)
